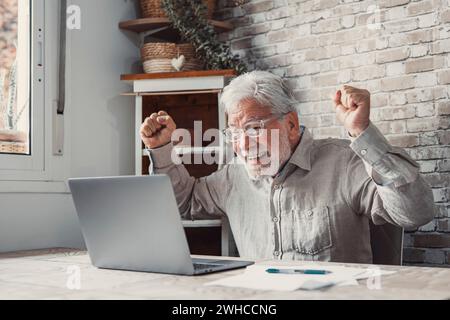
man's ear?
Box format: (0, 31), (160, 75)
(283, 111), (301, 147)
(285, 111), (300, 134)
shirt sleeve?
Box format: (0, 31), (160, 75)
(346, 122), (437, 230)
(146, 143), (231, 220)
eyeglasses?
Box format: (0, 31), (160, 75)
(222, 114), (286, 143)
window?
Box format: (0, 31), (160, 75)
(0, 0), (30, 155)
(0, 0), (45, 175)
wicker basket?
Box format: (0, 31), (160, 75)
(140, 0), (216, 19)
(143, 58), (204, 73)
(141, 42), (177, 60)
(141, 42), (204, 73)
(177, 43), (197, 60)
(0, 141), (28, 154)
(143, 59), (176, 73)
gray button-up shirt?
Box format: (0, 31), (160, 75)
(147, 122), (436, 263)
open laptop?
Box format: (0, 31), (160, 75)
(68, 175), (254, 275)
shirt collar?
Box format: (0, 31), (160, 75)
(288, 126), (313, 171)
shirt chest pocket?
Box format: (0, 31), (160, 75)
(292, 206), (333, 255)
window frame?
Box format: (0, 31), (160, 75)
(0, 0), (69, 189)
(0, 0), (44, 173)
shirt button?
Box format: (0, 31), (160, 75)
(361, 149), (368, 156)
(273, 217), (279, 223)
(274, 251), (280, 257)
(273, 184), (281, 190)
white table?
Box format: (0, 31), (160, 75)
(0, 248), (449, 300)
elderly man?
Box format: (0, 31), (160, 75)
(140, 71), (436, 264)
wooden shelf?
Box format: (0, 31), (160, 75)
(121, 69), (236, 81)
(142, 146), (223, 156)
(119, 17), (232, 34)
(182, 220), (222, 228)
(121, 89), (222, 96)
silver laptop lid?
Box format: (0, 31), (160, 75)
(68, 175), (195, 275)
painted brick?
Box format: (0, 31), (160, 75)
(417, 160), (437, 173)
(418, 12), (438, 28)
(406, 117), (440, 132)
(311, 18), (342, 34)
(419, 220), (437, 232)
(265, 7), (290, 20)
(407, 0), (435, 16)
(410, 44), (429, 57)
(267, 29), (289, 42)
(312, 0), (340, 11)
(423, 171), (450, 187)
(438, 130), (450, 145)
(371, 93), (389, 107)
(387, 134), (420, 147)
(341, 15), (355, 28)
(419, 131), (440, 146)
(386, 62), (406, 76)
(312, 126), (345, 139)
(379, 106), (416, 120)
(381, 75), (415, 91)
(244, 0), (273, 14)
(437, 219), (450, 232)
(431, 39), (450, 54)
(312, 73), (338, 87)
(388, 29), (434, 47)
(383, 18), (418, 34)
(414, 72), (437, 87)
(380, 0), (411, 8)
(416, 103), (435, 117)
(413, 234), (450, 248)
(433, 188), (450, 202)
(403, 247), (425, 263)
(438, 159), (450, 172)
(290, 36), (318, 50)
(406, 88), (445, 104)
(235, 23), (271, 37)
(405, 57), (437, 73)
(408, 146), (450, 161)
(438, 69), (450, 84)
(424, 249), (446, 264)
(376, 47), (410, 63)
(352, 65), (385, 81)
(442, 9), (450, 23)
(231, 37), (252, 50)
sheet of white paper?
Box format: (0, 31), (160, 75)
(204, 263), (396, 292)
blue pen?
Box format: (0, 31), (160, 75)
(266, 268), (332, 275)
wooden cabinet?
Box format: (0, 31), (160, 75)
(121, 70), (238, 257)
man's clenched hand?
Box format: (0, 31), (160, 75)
(333, 85), (371, 138)
(140, 111), (176, 149)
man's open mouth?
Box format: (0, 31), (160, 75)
(245, 151), (271, 165)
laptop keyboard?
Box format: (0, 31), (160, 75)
(193, 259), (241, 272)
(193, 263), (220, 270)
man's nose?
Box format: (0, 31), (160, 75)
(239, 133), (259, 154)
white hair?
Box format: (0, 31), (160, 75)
(220, 71), (297, 115)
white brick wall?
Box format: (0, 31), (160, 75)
(217, 0), (450, 266)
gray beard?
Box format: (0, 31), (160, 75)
(240, 130), (292, 181)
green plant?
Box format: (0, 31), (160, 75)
(161, 0), (247, 74)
